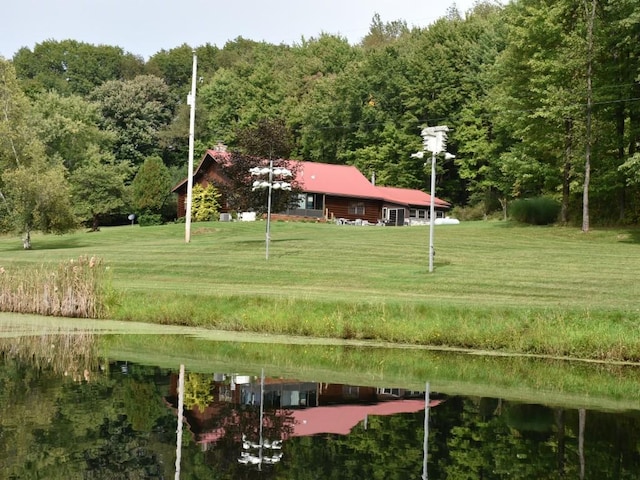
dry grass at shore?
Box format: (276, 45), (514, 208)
(0, 256), (111, 318)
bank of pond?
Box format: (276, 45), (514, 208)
(1, 328), (639, 478)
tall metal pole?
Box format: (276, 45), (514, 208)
(185, 51), (197, 243)
(422, 382), (430, 480)
(175, 364), (185, 480)
(258, 368), (265, 469)
(428, 153), (436, 273)
(265, 158), (273, 260)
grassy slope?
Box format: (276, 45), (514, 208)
(1, 220), (639, 361)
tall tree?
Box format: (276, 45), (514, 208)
(90, 75), (176, 168)
(70, 147), (131, 231)
(29, 90), (114, 172)
(582, 0), (597, 232)
(0, 59), (38, 170)
(2, 157), (76, 248)
(0, 59), (76, 247)
(12, 40), (144, 97)
(131, 155), (173, 220)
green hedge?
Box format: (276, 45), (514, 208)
(509, 197), (560, 225)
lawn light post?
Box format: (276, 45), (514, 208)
(250, 162), (292, 260)
(413, 126), (454, 273)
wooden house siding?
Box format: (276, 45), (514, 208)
(174, 160), (228, 217)
(324, 196), (381, 223)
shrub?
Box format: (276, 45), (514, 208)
(509, 197), (560, 225)
(192, 183), (221, 222)
(450, 203), (487, 221)
(138, 213), (163, 226)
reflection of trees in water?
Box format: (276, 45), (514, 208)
(84, 414), (164, 479)
(2, 353), (640, 478)
(0, 332), (97, 380)
(0, 355), (174, 479)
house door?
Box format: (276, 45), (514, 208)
(387, 208), (405, 226)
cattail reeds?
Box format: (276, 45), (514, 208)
(0, 256), (113, 318)
(0, 332), (98, 381)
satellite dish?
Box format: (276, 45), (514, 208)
(128, 214), (135, 225)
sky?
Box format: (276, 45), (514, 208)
(2, 0), (485, 60)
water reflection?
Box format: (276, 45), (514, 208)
(168, 368), (437, 476)
(1, 335), (640, 478)
(0, 331), (97, 380)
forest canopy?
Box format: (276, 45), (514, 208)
(2, 0), (640, 239)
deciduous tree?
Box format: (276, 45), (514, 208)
(2, 157), (76, 248)
(90, 75), (176, 167)
(70, 148), (131, 231)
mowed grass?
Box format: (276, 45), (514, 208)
(1, 220), (639, 361)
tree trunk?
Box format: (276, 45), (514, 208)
(579, 408), (586, 480)
(582, 0), (596, 233)
(561, 118), (573, 224)
(22, 230), (31, 250)
(616, 98), (626, 221)
(555, 409), (566, 477)
(500, 197), (508, 221)
(92, 213), (100, 232)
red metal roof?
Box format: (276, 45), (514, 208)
(293, 161), (382, 199)
(292, 161), (449, 206)
(376, 186), (450, 208)
(174, 151), (450, 206)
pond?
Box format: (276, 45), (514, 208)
(1, 318), (640, 479)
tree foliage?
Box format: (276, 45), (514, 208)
(0, 59), (77, 246)
(30, 90), (115, 172)
(12, 39), (144, 97)
(90, 75), (176, 167)
(192, 183), (221, 222)
(2, 158), (76, 247)
(70, 148), (131, 231)
(4, 1), (640, 227)
(131, 155), (173, 217)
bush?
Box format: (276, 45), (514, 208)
(138, 213), (164, 226)
(450, 203), (487, 221)
(509, 197), (560, 225)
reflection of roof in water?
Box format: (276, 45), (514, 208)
(290, 399), (444, 437)
(195, 399), (444, 445)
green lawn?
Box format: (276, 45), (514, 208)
(1, 220), (639, 361)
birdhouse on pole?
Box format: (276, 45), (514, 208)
(421, 125), (449, 155)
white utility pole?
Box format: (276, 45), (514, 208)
(185, 51), (198, 243)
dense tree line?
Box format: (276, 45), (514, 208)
(1, 0), (640, 245)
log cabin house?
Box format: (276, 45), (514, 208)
(172, 147), (451, 225)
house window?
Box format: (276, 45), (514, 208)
(306, 194), (316, 210)
(418, 210), (427, 219)
(297, 193), (322, 210)
(349, 202), (365, 215)
(409, 209), (417, 218)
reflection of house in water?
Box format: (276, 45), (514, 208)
(165, 372), (442, 451)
